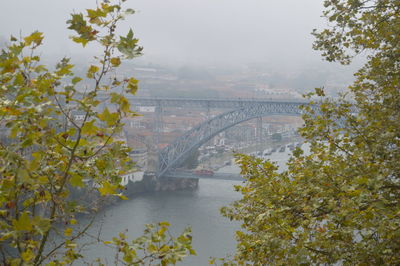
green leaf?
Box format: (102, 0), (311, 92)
(32, 216), (51, 235)
(17, 168), (30, 183)
(81, 120), (98, 135)
(70, 172), (85, 187)
(13, 212), (32, 231)
(72, 76), (82, 84)
(127, 29), (133, 40)
(98, 107), (119, 126)
(86, 65), (99, 78)
(86, 8), (107, 22)
(125, 8), (135, 15)
(110, 93), (131, 114)
(98, 181), (118, 196)
(24, 31), (44, 46)
(72, 36), (89, 47)
(126, 77), (138, 94)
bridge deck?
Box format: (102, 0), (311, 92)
(96, 95), (308, 108)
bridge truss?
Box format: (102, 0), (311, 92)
(158, 102), (304, 178)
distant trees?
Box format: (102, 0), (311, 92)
(181, 150), (200, 170)
(222, 0), (400, 264)
(0, 1), (194, 264)
(271, 132), (282, 142)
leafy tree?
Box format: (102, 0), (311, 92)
(111, 222), (195, 265)
(222, 0), (400, 265)
(0, 1), (194, 264)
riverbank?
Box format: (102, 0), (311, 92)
(200, 136), (303, 171)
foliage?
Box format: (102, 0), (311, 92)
(0, 1), (194, 265)
(181, 150), (200, 170)
(106, 222), (196, 265)
(271, 133), (282, 142)
(222, 0), (400, 265)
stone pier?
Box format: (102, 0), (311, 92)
(127, 145), (199, 193)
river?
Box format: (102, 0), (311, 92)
(82, 145), (298, 265)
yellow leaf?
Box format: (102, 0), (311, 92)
(98, 181), (117, 196)
(159, 245), (170, 253)
(110, 57), (121, 67)
(117, 194), (128, 200)
(86, 65), (100, 78)
(22, 249), (35, 262)
(65, 227), (73, 237)
(159, 221), (170, 227)
(24, 31), (44, 46)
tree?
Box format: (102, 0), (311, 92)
(221, 0), (400, 264)
(0, 1), (194, 264)
(271, 133), (282, 142)
(181, 150), (200, 170)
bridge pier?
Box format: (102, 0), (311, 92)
(142, 145), (199, 191)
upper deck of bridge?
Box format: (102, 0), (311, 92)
(98, 95), (309, 109)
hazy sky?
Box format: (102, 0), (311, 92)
(0, 0), (326, 67)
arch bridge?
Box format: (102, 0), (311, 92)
(156, 100), (306, 178)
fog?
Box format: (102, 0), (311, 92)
(0, 2), (365, 264)
(1, 0), (326, 68)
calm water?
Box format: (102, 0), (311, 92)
(82, 146), (297, 265)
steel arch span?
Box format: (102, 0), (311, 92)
(157, 102), (304, 178)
